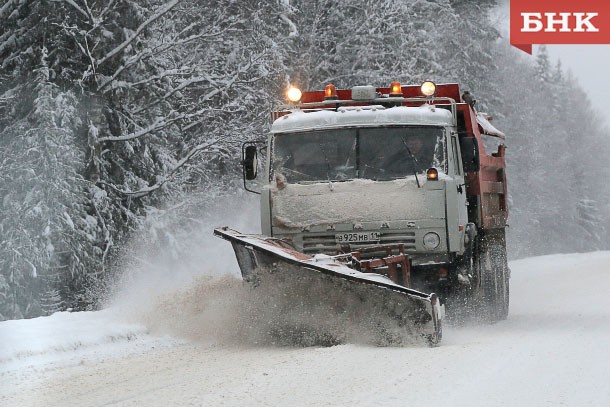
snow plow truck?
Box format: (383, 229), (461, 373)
(214, 81), (509, 345)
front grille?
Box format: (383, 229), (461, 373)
(379, 231), (416, 250)
(300, 230), (417, 255)
(302, 234), (337, 254)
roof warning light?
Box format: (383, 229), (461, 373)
(389, 81), (402, 97)
(325, 84), (338, 100)
(287, 86), (302, 103)
(421, 81), (436, 97)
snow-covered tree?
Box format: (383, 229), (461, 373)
(0, 49), (97, 318)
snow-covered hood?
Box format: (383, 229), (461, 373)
(269, 177), (445, 228)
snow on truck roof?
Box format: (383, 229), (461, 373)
(271, 105), (454, 134)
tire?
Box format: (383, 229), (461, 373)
(444, 256), (475, 325)
(475, 229), (510, 322)
(426, 322), (442, 347)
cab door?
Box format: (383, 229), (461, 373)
(446, 132), (469, 252)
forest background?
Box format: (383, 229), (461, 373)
(1, 0), (608, 320)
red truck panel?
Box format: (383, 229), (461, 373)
(460, 104), (508, 230)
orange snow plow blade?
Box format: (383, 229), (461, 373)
(214, 227), (443, 345)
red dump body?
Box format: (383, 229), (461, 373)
(274, 83), (508, 232)
(456, 103), (509, 230)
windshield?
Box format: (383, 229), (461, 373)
(271, 127), (446, 183)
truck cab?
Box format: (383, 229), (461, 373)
(262, 104), (469, 267)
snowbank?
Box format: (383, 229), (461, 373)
(0, 308), (180, 374)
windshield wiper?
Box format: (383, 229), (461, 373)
(344, 138), (357, 168)
(317, 142), (334, 189)
(400, 136), (422, 188)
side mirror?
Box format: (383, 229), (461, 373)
(243, 145), (258, 180)
(460, 137), (480, 173)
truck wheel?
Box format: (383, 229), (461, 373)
(491, 229), (510, 321)
(444, 256), (475, 325)
(499, 267), (510, 320)
(426, 322), (442, 347)
(476, 229), (510, 322)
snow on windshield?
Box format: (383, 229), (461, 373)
(271, 127), (446, 183)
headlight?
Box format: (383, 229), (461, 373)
(423, 232), (440, 250)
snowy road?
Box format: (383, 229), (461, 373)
(2, 252), (610, 406)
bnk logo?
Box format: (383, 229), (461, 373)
(521, 13), (599, 33)
(510, 0), (610, 54)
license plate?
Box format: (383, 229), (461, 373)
(335, 232), (381, 244)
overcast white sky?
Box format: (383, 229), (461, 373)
(544, 45), (610, 127)
(496, 1), (610, 128)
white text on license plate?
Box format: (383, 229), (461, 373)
(335, 232), (381, 243)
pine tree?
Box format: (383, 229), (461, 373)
(535, 45), (552, 84)
(0, 48), (95, 317)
